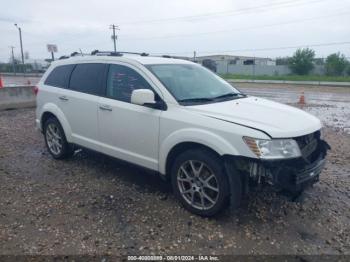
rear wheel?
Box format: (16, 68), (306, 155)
(44, 117), (74, 159)
(171, 149), (231, 216)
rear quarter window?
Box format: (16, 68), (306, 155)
(69, 63), (107, 96)
(44, 64), (75, 88)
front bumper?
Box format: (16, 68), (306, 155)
(229, 139), (331, 193)
(260, 151), (326, 192)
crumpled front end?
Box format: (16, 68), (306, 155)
(227, 130), (331, 194)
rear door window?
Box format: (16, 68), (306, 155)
(44, 64), (75, 88)
(69, 63), (107, 96)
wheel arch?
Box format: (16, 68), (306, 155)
(159, 128), (239, 176)
(165, 142), (222, 178)
(40, 103), (73, 142)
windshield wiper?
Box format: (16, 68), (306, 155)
(212, 92), (246, 100)
(178, 97), (214, 103)
(178, 93), (246, 104)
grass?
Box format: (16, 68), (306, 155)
(221, 74), (350, 82)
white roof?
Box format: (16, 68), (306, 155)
(52, 54), (194, 66)
(130, 55), (193, 65)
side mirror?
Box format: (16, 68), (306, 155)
(131, 89), (155, 106)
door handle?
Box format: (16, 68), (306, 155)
(99, 105), (112, 111)
(59, 96), (69, 101)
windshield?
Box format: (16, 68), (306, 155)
(146, 64), (243, 105)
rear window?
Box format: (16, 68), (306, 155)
(69, 63), (107, 96)
(44, 64), (74, 88)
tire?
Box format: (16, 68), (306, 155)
(43, 117), (74, 159)
(170, 149), (232, 216)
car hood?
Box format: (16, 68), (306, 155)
(186, 96), (322, 138)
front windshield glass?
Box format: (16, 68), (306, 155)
(146, 64), (243, 105)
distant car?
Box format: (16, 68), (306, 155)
(35, 53), (330, 216)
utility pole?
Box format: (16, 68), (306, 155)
(193, 51), (196, 62)
(14, 24), (24, 65)
(9, 46), (16, 75)
(252, 55), (256, 80)
(109, 24), (119, 52)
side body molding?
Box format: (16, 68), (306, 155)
(159, 128), (239, 175)
(40, 103), (73, 142)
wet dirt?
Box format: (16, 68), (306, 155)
(0, 106), (349, 256)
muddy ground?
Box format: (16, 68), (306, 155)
(0, 86), (349, 256)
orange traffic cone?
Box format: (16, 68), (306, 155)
(0, 74), (4, 88)
(298, 91), (305, 105)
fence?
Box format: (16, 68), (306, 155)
(215, 61), (325, 76)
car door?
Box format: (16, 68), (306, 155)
(60, 62), (107, 151)
(98, 63), (162, 171)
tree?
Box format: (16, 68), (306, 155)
(288, 48), (315, 75)
(346, 64), (350, 76)
(314, 58), (325, 65)
(325, 53), (348, 76)
(276, 57), (290, 65)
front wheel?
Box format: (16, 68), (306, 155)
(44, 117), (74, 159)
(171, 149), (231, 216)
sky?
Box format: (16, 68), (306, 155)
(0, 0), (350, 62)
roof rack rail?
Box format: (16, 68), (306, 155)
(90, 50), (149, 57)
(91, 50), (123, 56)
(119, 51), (149, 56)
(70, 51), (80, 57)
(162, 55), (172, 58)
(70, 51), (89, 57)
(59, 55), (70, 60)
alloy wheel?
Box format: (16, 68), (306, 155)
(177, 160), (219, 210)
(45, 123), (63, 155)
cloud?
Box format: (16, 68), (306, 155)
(0, 0), (349, 61)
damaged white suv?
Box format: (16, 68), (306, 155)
(36, 51), (330, 216)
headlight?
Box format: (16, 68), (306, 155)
(243, 137), (301, 159)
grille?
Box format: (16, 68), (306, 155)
(294, 130), (321, 163)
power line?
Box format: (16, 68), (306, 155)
(79, 9), (349, 50)
(119, 0), (328, 25)
(17, 0), (345, 49)
(150, 41), (350, 56)
(4, 0), (348, 58)
(120, 10), (350, 41)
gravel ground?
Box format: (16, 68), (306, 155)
(0, 107), (349, 256)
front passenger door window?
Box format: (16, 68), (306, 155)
(107, 64), (153, 103)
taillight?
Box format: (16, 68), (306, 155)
(33, 86), (39, 96)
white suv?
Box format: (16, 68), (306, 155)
(36, 51), (330, 216)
